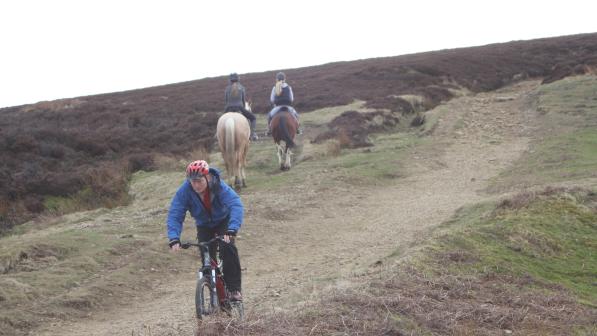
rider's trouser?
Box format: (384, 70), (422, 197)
(267, 105), (299, 126)
(225, 106), (255, 122)
(197, 223), (242, 292)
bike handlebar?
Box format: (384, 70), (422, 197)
(180, 236), (226, 249)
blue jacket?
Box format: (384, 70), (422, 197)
(166, 168), (243, 241)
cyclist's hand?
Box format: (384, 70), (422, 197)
(169, 239), (181, 252)
(224, 230), (237, 243)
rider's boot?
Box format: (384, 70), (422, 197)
(249, 119), (259, 141)
(230, 290), (243, 301)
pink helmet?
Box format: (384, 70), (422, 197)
(186, 160), (209, 179)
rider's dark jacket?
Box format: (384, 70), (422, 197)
(224, 82), (247, 110)
(166, 168), (243, 241)
(270, 83), (294, 106)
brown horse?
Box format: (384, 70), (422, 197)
(216, 112), (250, 190)
(271, 110), (298, 170)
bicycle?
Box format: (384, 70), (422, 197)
(180, 236), (244, 321)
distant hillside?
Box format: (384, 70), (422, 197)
(1, 32), (596, 233)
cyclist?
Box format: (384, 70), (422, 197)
(167, 160), (244, 301)
(267, 71), (301, 135)
(225, 72), (259, 141)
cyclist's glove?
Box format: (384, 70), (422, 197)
(168, 239), (181, 248)
(225, 230), (237, 243)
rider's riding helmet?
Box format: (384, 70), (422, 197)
(229, 73), (239, 82)
(276, 72), (286, 81)
(186, 160), (210, 179)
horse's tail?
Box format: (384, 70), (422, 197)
(279, 113), (295, 149)
(224, 117), (237, 177)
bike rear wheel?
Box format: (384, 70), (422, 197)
(195, 277), (218, 318)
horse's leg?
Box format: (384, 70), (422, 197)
(234, 176), (242, 191)
(281, 144), (292, 170)
(285, 146), (293, 170)
(233, 153), (242, 191)
(276, 144), (284, 170)
(241, 165), (246, 188)
(241, 143), (247, 187)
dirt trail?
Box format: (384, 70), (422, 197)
(37, 81), (540, 336)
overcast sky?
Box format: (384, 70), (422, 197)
(1, 0), (596, 108)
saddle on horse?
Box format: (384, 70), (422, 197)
(267, 106), (301, 135)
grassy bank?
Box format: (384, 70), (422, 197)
(239, 188), (597, 335)
(0, 171), (183, 336)
(489, 75), (597, 192)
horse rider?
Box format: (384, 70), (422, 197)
(224, 73), (258, 141)
(167, 160), (244, 301)
(266, 72), (301, 135)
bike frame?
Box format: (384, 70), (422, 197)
(183, 237), (229, 307)
(180, 236), (244, 321)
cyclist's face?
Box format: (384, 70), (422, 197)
(190, 175), (210, 193)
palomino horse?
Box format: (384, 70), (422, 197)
(271, 110), (298, 170)
(216, 112), (250, 190)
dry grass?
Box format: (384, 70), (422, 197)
(188, 147), (211, 163)
(325, 140), (342, 157)
(230, 264), (595, 336)
(494, 186), (585, 212)
(216, 188), (597, 336)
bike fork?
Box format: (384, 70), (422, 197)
(211, 269), (218, 307)
(211, 269), (217, 292)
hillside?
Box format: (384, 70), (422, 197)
(1, 72), (596, 335)
(1, 33), (597, 233)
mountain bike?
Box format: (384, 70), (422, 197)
(181, 236), (244, 321)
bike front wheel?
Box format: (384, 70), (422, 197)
(195, 277), (219, 318)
